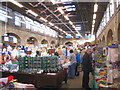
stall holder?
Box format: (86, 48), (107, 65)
(1, 69), (67, 88)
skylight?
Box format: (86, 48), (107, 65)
(61, 0), (73, 3)
(64, 5), (76, 11)
(75, 25), (81, 30)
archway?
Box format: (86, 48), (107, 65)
(2, 33), (21, 48)
(27, 37), (38, 46)
(102, 36), (105, 45)
(118, 23), (120, 44)
(107, 29), (113, 44)
(100, 39), (102, 46)
(97, 40), (99, 44)
(50, 41), (55, 48)
(41, 39), (48, 44)
(40, 39), (49, 47)
(65, 41), (73, 46)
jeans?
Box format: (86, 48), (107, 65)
(68, 63), (76, 78)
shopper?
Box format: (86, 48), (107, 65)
(68, 49), (77, 79)
(74, 50), (81, 76)
(82, 49), (93, 89)
(80, 48), (86, 61)
(36, 49), (41, 56)
(92, 48), (98, 67)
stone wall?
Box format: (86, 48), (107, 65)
(97, 7), (120, 45)
(0, 22), (59, 46)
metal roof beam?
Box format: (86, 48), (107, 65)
(52, 21), (88, 25)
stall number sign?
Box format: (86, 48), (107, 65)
(48, 49), (55, 54)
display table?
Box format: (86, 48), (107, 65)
(1, 69), (67, 88)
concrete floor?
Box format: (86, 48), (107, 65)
(61, 72), (93, 88)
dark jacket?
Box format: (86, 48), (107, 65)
(82, 52), (93, 72)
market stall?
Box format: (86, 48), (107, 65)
(2, 68), (67, 88)
(92, 44), (120, 89)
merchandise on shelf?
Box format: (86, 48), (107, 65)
(14, 82), (35, 89)
(106, 44), (119, 83)
(92, 45), (120, 89)
(18, 56), (62, 73)
(59, 55), (70, 68)
(0, 76), (14, 89)
(2, 57), (19, 72)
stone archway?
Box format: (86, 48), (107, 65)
(118, 23), (120, 44)
(102, 36), (105, 45)
(41, 39), (49, 47)
(107, 29), (113, 45)
(27, 37), (38, 46)
(65, 41), (73, 46)
(100, 39), (102, 46)
(2, 33), (21, 44)
(50, 41), (56, 48)
(97, 40), (99, 44)
(41, 39), (48, 44)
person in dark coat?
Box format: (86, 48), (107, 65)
(82, 49), (93, 89)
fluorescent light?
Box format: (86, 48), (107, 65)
(93, 14), (96, 19)
(76, 29), (79, 32)
(92, 24), (95, 28)
(67, 34), (74, 38)
(93, 20), (95, 24)
(91, 27), (94, 35)
(8, 0), (24, 8)
(27, 10), (38, 17)
(49, 22), (54, 26)
(50, 0), (56, 4)
(72, 25), (75, 28)
(59, 35), (63, 38)
(54, 26), (59, 29)
(91, 28), (94, 35)
(94, 3), (98, 12)
(57, 7), (64, 14)
(40, 17), (47, 22)
(69, 21), (73, 25)
(59, 29), (63, 31)
(76, 33), (82, 37)
(50, 0), (59, 4)
(91, 30), (94, 35)
(64, 5), (76, 12)
(64, 15), (69, 20)
(67, 34), (72, 36)
(63, 31), (67, 34)
(75, 27), (81, 30)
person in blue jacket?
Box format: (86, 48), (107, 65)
(74, 50), (81, 76)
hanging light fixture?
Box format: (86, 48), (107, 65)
(93, 13), (97, 19)
(94, 3), (98, 13)
(8, 0), (24, 8)
(26, 10), (38, 17)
